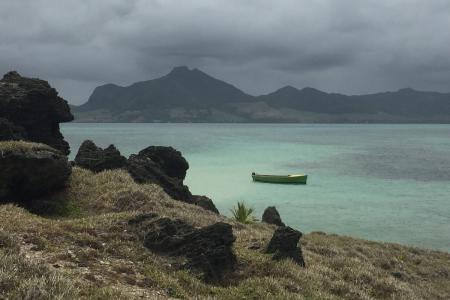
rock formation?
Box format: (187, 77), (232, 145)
(72, 141), (220, 213)
(192, 195), (220, 214)
(129, 214), (236, 282)
(262, 206), (285, 226)
(74, 140), (127, 172)
(126, 150), (220, 213)
(126, 153), (193, 202)
(0, 118), (27, 141)
(0, 141), (72, 202)
(0, 71), (73, 154)
(266, 226), (305, 267)
(138, 146), (189, 180)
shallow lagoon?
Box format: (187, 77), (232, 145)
(62, 123), (450, 251)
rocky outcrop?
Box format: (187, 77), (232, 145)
(129, 214), (236, 282)
(266, 226), (305, 267)
(72, 141), (219, 213)
(126, 154), (193, 202)
(0, 141), (72, 202)
(0, 118), (27, 141)
(192, 195), (220, 214)
(262, 206), (285, 226)
(126, 151), (220, 212)
(0, 71), (73, 154)
(138, 146), (189, 180)
(74, 140), (127, 172)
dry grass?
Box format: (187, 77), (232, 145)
(0, 140), (56, 153)
(1, 167), (449, 299)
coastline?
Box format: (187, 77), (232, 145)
(1, 72), (449, 298)
(1, 166), (449, 299)
(61, 123), (450, 252)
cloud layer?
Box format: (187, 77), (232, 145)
(1, 0), (450, 104)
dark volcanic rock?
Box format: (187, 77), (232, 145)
(182, 222), (236, 282)
(262, 206), (285, 226)
(0, 118), (27, 141)
(126, 145), (220, 213)
(138, 146), (189, 180)
(141, 217), (195, 251)
(130, 215), (236, 282)
(0, 142), (72, 202)
(192, 195), (220, 214)
(126, 154), (193, 202)
(0, 71), (73, 154)
(266, 226), (305, 267)
(74, 140), (127, 172)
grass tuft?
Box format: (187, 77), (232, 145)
(230, 201), (257, 224)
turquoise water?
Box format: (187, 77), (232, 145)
(61, 124), (450, 251)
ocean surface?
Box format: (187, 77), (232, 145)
(61, 124), (450, 251)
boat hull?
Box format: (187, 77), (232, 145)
(252, 174), (307, 184)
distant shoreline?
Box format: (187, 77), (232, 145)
(67, 121), (450, 125)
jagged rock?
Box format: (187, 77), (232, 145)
(126, 154), (193, 202)
(0, 71), (73, 154)
(130, 215), (236, 282)
(138, 146), (189, 180)
(182, 222), (236, 282)
(126, 146), (220, 213)
(266, 226), (305, 267)
(0, 141), (72, 202)
(262, 206), (285, 226)
(74, 140), (127, 172)
(192, 195), (220, 214)
(0, 118), (27, 141)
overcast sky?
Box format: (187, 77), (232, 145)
(1, 0), (450, 104)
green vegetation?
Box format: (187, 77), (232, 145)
(230, 201), (257, 224)
(0, 167), (449, 299)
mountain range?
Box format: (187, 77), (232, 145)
(72, 66), (450, 123)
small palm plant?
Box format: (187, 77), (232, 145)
(230, 201), (257, 224)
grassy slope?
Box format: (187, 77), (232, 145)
(0, 140), (56, 153)
(1, 167), (449, 299)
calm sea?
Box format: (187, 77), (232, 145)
(61, 124), (450, 251)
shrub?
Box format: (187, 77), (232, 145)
(230, 201), (256, 224)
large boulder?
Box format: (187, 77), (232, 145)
(126, 145), (220, 213)
(0, 71), (73, 154)
(266, 226), (305, 267)
(138, 146), (189, 180)
(0, 141), (72, 202)
(0, 118), (27, 141)
(192, 195), (220, 214)
(262, 206), (285, 226)
(74, 140), (127, 172)
(130, 214), (236, 282)
(126, 154), (193, 203)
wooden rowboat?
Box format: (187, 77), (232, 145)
(251, 173), (307, 184)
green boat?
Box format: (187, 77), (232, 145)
(252, 172), (308, 184)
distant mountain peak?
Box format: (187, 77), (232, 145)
(398, 87), (416, 93)
(275, 86), (324, 94)
(168, 65), (190, 73)
(278, 85), (299, 92)
(74, 67), (450, 123)
(167, 66), (210, 80)
(300, 87), (323, 93)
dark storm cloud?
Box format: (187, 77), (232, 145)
(1, 0), (449, 104)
